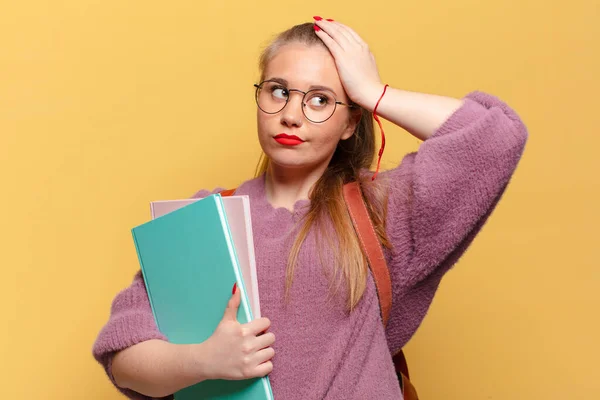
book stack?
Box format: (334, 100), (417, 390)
(131, 194), (273, 400)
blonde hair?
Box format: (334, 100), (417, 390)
(257, 23), (391, 311)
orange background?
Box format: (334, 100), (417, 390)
(1, 1), (598, 399)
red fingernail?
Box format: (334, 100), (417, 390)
(232, 282), (237, 294)
(326, 19), (334, 21)
(313, 25), (321, 32)
(313, 16), (323, 21)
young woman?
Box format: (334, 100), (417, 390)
(93, 18), (528, 400)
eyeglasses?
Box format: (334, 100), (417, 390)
(254, 80), (355, 123)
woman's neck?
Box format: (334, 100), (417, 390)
(264, 163), (326, 211)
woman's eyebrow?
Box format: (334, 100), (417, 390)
(266, 77), (288, 86)
(308, 85), (337, 96)
(265, 77), (338, 96)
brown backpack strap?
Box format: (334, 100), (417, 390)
(342, 181), (392, 326)
(343, 181), (415, 393)
(393, 350), (410, 380)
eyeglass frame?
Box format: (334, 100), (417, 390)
(253, 80), (356, 123)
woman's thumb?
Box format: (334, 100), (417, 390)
(223, 282), (241, 321)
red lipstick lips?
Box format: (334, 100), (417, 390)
(274, 133), (304, 146)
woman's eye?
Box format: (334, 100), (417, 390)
(272, 87), (288, 99)
(307, 95), (329, 107)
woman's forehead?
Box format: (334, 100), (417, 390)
(264, 43), (342, 90)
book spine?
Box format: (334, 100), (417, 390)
(214, 195), (254, 323)
(243, 197), (262, 319)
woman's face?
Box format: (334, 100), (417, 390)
(257, 42), (356, 173)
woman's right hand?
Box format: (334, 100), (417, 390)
(200, 284), (275, 380)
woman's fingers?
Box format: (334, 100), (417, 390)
(253, 347), (276, 365)
(314, 18), (364, 48)
(243, 317), (271, 336)
(313, 25), (342, 56)
(317, 19), (355, 48)
(335, 21), (367, 47)
(253, 360), (274, 378)
(253, 331), (275, 351)
(314, 18), (352, 50)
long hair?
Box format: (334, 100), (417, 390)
(257, 23), (391, 311)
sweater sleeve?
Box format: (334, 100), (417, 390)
(386, 91), (528, 289)
(92, 271), (174, 400)
(381, 91), (527, 350)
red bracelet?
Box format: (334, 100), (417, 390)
(372, 84), (389, 180)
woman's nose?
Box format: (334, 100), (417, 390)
(280, 93), (304, 128)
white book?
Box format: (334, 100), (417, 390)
(150, 195), (261, 319)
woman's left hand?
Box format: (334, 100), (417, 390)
(313, 17), (384, 111)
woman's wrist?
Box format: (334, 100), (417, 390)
(186, 340), (215, 382)
(356, 82), (387, 112)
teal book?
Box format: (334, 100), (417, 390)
(131, 194), (274, 400)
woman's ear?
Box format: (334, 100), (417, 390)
(340, 108), (363, 141)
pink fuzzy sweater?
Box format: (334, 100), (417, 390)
(93, 91), (528, 399)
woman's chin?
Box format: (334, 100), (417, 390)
(265, 152), (319, 172)
(268, 158), (310, 170)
